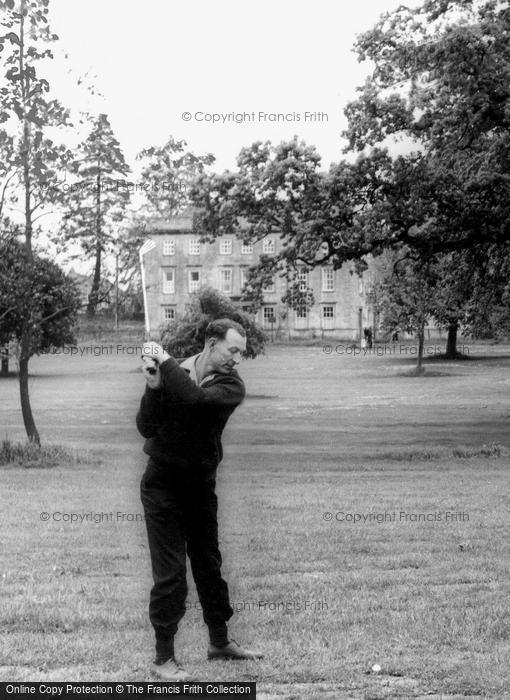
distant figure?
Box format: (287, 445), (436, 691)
(391, 330), (399, 342)
(363, 327), (373, 349)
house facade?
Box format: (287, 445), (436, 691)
(140, 216), (374, 340)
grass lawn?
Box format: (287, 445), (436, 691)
(0, 342), (509, 699)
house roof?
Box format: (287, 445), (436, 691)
(146, 215), (195, 233)
(145, 213), (256, 235)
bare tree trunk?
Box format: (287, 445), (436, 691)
(87, 165), (102, 317)
(445, 321), (458, 358)
(18, 0), (40, 444)
(1, 345), (8, 376)
(114, 251), (119, 330)
(416, 323), (425, 372)
(87, 242), (102, 317)
(19, 330), (40, 445)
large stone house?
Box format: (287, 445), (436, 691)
(140, 215), (374, 339)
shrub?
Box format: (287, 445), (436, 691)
(159, 287), (267, 359)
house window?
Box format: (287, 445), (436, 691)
(240, 267), (249, 288)
(297, 267), (308, 292)
(295, 305), (308, 330)
(322, 304), (335, 330)
(263, 277), (275, 293)
(188, 269), (201, 293)
(219, 268), (233, 294)
(163, 239), (175, 256)
(322, 267), (334, 292)
(220, 238), (233, 255)
(188, 239), (201, 255)
(162, 268), (175, 294)
(358, 277), (364, 295)
(241, 242), (253, 255)
(263, 306), (276, 328)
(262, 237), (275, 254)
(162, 306), (176, 321)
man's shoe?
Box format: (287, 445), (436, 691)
(153, 657), (191, 681)
(207, 639), (264, 661)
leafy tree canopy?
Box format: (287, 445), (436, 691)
(0, 234), (81, 356)
(137, 136), (215, 221)
(343, 0), (510, 253)
(189, 0), (510, 327)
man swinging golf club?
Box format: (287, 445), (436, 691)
(137, 318), (263, 681)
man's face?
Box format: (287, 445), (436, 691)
(208, 329), (247, 374)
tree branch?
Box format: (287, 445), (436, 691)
(0, 170), (18, 219)
(0, 306), (17, 322)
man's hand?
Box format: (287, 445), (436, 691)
(141, 342), (171, 389)
(141, 357), (161, 389)
(142, 342), (171, 363)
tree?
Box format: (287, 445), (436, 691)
(107, 139), (215, 323)
(0, 129), (16, 219)
(428, 251), (473, 358)
(188, 0), (509, 349)
(136, 136), (214, 222)
(58, 113), (131, 316)
(191, 1), (510, 283)
(369, 251), (439, 372)
(342, 0), (510, 339)
(159, 287), (267, 360)
(191, 135), (482, 303)
(460, 243), (510, 340)
(0, 130), (17, 375)
(343, 0), (510, 349)
(192, 138), (370, 311)
(0, 0), (73, 443)
(346, 0), (510, 155)
(0, 235), (81, 369)
(369, 241), (510, 363)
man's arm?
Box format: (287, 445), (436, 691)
(136, 385), (163, 438)
(140, 341), (245, 407)
(159, 357), (245, 406)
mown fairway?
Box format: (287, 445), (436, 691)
(0, 343), (509, 699)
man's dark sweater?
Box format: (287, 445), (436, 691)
(136, 356), (245, 475)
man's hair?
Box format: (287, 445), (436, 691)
(205, 318), (247, 341)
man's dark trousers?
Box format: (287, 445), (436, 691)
(140, 458), (234, 658)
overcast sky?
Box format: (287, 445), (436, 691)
(47, 0), (421, 175)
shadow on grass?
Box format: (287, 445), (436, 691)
(246, 394), (279, 400)
(377, 350), (510, 363)
(395, 367), (457, 377)
(426, 352), (472, 362)
(442, 354), (510, 362)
